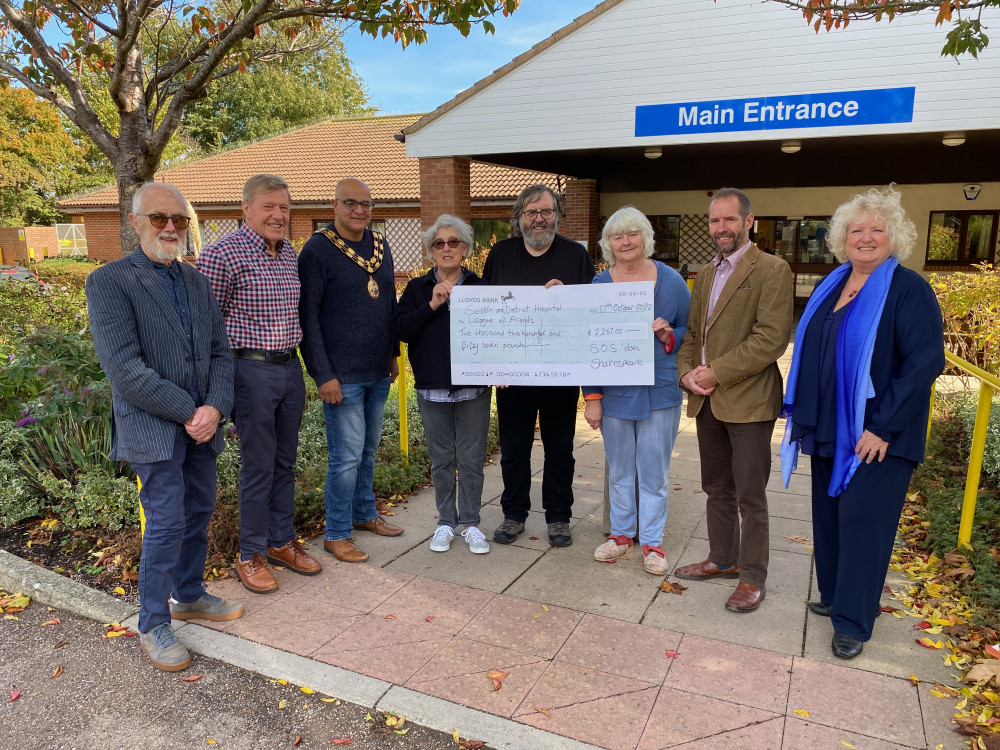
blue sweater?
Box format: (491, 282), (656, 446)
(298, 226), (397, 386)
(583, 261), (691, 420)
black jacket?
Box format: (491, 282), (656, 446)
(395, 267), (483, 390)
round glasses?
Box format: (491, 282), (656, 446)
(142, 213), (190, 230)
(432, 238), (465, 250)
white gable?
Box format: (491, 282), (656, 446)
(405, 0), (1000, 158)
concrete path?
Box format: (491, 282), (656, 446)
(185, 401), (963, 750)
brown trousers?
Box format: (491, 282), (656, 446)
(695, 397), (775, 587)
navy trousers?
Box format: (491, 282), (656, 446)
(232, 358), (306, 556)
(132, 426), (219, 633)
(811, 453), (916, 641)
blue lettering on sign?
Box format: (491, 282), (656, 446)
(635, 87), (915, 136)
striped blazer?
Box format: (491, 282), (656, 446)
(86, 248), (233, 463)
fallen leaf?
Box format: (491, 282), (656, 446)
(916, 637), (946, 650)
(665, 649), (681, 658)
(384, 615), (397, 620)
(425, 616), (435, 623)
(331, 740), (353, 745)
(529, 536), (538, 540)
(385, 715), (405, 728)
(784, 535), (811, 545)
(660, 580), (687, 595)
(181, 675), (204, 682)
(113, 586), (126, 595)
(300, 686), (314, 694)
(487, 669), (507, 691)
(53, 640), (68, 649)
(278, 699), (288, 709)
(394, 729), (408, 735)
(321, 697), (338, 703)
(294, 736), (302, 747)
(365, 712), (373, 722)
(51, 665), (64, 678)
(9, 690), (19, 702)
(840, 741), (856, 749)
(276, 679), (288, 685)
(964, 659), (1000, 684)
(793, 709), (810, 717)
(536, 708), (550, 717)
(932, 682), (959, 697)
(909, 675), (920, 685)
(541, 605), (549, 612)
(986, 644), (1000, 660)
(41, 618), (61, 626)
(207, 741), (216, 746)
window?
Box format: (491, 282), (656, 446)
(648, 215), (680, 262)
(472, 218), (511, 252)
(926, 211), (998, 265)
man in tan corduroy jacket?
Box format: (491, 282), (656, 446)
(674, 187), (793, 614)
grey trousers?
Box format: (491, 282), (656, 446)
(417, 389), (491, 528)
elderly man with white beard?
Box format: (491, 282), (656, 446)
(482, 184), (595, 548)
(86, 182), (241, 672)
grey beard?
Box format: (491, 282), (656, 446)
(148, 235), (186, 263)
(523, 224), (557, 251)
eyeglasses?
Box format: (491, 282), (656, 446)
(432, 238), (465, 250)
(522, 209), (555, 221)
(142, 214), (190, 229)
(340, 199), (375, 212)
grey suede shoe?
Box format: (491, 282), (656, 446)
(170, 592), (245, 622)
(493, 519), (525, 544)
(139, 622), (191, 672)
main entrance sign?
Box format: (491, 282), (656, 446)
(635, 87), (915, 137)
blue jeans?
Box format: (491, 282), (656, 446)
(322, 377), (390, 541)
(233, 358), (305, 556)
(602, 405), (681, 547)
(417, 389), (491, 528)
(132, 426), (218, 633)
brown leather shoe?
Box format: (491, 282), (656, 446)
(725, 582), (765, 613)
(674, 559), (740, 580)
(267, 539), (322, 576)
(352, 516), (404, 537)
(324, 538), (369, 563)
(234, 553), (279, 594)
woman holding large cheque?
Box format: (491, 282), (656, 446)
(583, 206), (690, 575)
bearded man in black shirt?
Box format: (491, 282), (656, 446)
(482, 184), (596, 547)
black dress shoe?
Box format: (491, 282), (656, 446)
(832, 632), (864, 659)
(808, 601), (882, 618)
(808, 601), (832, 617)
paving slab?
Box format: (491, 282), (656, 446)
(636, 686), (782, 749)
(787, 657), (926, 747)
(781, 718), (923, 750)
(504, 515), (663, 623)
(690, 512), (815, 556)
(663, 634), (794, 714)
(670, 536), (812, 600)
(641, 578), (808, 656)
(457, 594), (583, 660)
(554, 613), (682, 685)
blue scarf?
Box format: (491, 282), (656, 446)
(780, 257), (897, 496)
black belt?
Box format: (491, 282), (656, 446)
(231, 347), (297, 364)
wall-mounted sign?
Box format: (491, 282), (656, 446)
(964, 184), (982, 200)
(635, 87), (915, 137)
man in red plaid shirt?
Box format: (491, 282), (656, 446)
(198, 174), (322, 594)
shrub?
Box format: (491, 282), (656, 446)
(0, 276), (88, 360)
(951, 391), (1000, 478)
(929, 265), (1000, 375)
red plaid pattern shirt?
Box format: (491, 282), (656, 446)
(197, 224), (302, 351)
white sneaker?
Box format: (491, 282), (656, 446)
(429, 525), (455, 552)
(461, 526), (490, 554)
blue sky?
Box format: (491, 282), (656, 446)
(340, 0), (598, 115)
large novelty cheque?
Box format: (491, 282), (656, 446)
(450, 282), (654, 386)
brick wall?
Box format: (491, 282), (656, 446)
(418, 157), (471, 229)
(0, 226), (60, 265)
(563, 178), (600, 260)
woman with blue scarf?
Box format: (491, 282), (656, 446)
(780, 187), (943, 660)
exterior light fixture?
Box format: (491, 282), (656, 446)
(942, 133), (966, 147)
(780, 140), (801, 154)
(644, 146), (662, 159)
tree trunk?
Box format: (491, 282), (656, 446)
(115, 109), (161, 257)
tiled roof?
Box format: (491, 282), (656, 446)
(59, 114), (559, 209)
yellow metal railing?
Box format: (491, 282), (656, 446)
(939, 350), (1000, 547)
(397, 343), (409, 467)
